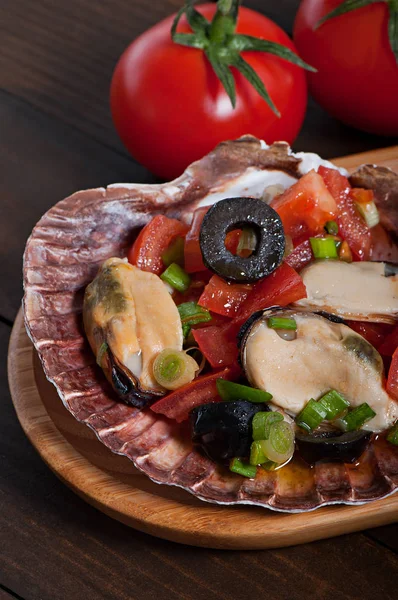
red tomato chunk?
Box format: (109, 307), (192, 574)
(184, 207), (208, 273)
(193, 321), (241, 368)
(271, 170), (337, 242)
(198, 275), (252, 318)
(387, 348), (398, 402)
(235, 263), (307, 324)
(128, 215), (188, 275)
(318, 166), (372, 261)
(150, 365), (241, 422)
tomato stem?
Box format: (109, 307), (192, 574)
(171, 0), (315, 114)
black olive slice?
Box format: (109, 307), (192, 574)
(199, 197), (285, 283)
(295, 429), (372, 465)
(190, 400), (268, 463)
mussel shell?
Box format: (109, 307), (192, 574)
(23, 137), (398, 512)
(109, 352), (163, 409)
(295, 430), (372, 465)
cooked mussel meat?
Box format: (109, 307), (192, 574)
(295, 261), (398, 323)
(240, 308), (398, 431)
(83, 257), (183, 408)
(199, 197), (285, 283)
(191, 400), (268, 462)
(295, 430), (372, 465)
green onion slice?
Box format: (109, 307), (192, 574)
(249, 441), (268, 466)
(153, 348), (198, 391)
(310, 237), (338, 259)
(387, 424), (398, 446)
(216, 380), (272, 404)
(318, 390), (350, 420)
(252, 411), (283, 441)
(354, 201), (380, 229)
(230, 458), (257, 479)
(161, 236), (185, 267)
(237, 226), (257, 256)
(337, 403), (376, 432)
(177, 301), (212, 339)
(267, 317), (297, 331)
(260, 421), (295, 464)
(324, 220), (339, 235)
(161, 263), (191, 292)
(296, 399), (328, 432)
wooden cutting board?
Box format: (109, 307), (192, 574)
(8, 146), (398, 550)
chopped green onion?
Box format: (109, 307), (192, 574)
(260, 421), (295, 464)
(387, 424), (398, 446)
(318, 390), (350, 420)
(355, 201), (380, 229)
(230, 458), (257, 479)
(161, 263), (191, 292)
(153, 348), (198, 390)
(310, 237), (338, 259)
(216, 380), (272, 404)
(250, 441), (268, 466)
(324, 220), (339, 235)
(161, 236), (185, 267)
(267, 317), (297, 331)
(296, 399), (328, 432)
(177, 301), (212, 339)
(237, 227), (257, 256)
(252, 411), (283, 441)
(337, 403), (376, 432)
(96, 342), (108, 367)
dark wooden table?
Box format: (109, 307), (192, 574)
(1, 1), (397, 598)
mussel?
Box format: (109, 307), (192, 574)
(294, 261), (398, 324)
(295, 430), (372, 465)
(83, 257), (183, 408)
(240, 308), (398, 431)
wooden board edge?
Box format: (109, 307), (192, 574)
(332, 145), (398, 171)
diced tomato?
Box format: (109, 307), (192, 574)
(387, 347), (398, 402)
(350, 188), (374, 205)
(318, 166), (372, 261)
(184, 207), (208, 273)
(128, 215), (188, 275)
(270, 170), (338, 241)
(150, 364), (241, 422)
(193, 321), (241, 368)
(348, 321), (394, 351)
(198, 275), (252, 318)
(235, 263), (307, 324)
(285, 239), (313, 271)
(378, 325), (398, 357)
(225, 229), (241, 254)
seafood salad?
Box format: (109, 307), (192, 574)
(23, 138), (398, 511)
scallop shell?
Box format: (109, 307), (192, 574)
(23, 137), (398, 512)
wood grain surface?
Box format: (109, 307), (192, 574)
(1, 0), (398, 598)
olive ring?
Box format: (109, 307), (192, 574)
(199, 197), (285, 283)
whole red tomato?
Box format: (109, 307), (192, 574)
(111, 3), (307, 179)
(294, 0), (398, 136)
